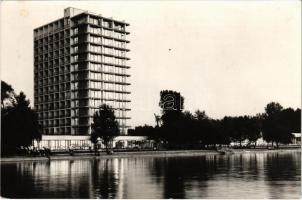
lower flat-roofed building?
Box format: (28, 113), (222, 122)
(34, 135), (154, 150)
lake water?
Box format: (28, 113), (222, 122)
(1, 150), (301, 199)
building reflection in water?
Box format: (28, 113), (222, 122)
(1, 151), (301, 199)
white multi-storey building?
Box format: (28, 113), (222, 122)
(34, 7), (131, 148)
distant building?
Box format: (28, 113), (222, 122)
(292, 133), (301, 145)
(34, 7), (131, 147)
(230, 133), (301, 147)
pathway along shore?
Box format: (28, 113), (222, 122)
(1, 148), (300, 163)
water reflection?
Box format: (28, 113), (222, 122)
(1, 151), (300, 199)
(264, 152), (301, 199)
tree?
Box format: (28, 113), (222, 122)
(221, 117), (234, 145)
(160, 111), (184, 146)
(293, 108), (301, 133)
(1, 80), (15, 109)
(1, 91), (41, 155)
(194, 110), (208, 121)
(178, 111), (197, 145)
(262, 102), (297, 147)
(219, 116), (259, 148)
(91, 104), (120, 154)
(221, 116), (247, 147)
(193, 110), (212, 147)
(128, 125), (155, 137)
(245, 116), (262, 148)
(158, 90), (185, 146)
(265, 102), (283, 116)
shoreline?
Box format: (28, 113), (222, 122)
(1, 148), (300, 163)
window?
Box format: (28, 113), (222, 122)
(102, 21), (110, 28)
(114, 49), (124, 57)
(90, 90), (101, 98)
(103, 56), (113, 63)
(115, 24), (122, 30)
(73, 46), (78, 53)
(71, 64), (78, 72)
(89, 27), (101, 34)
(90, 99), (101, 107)
(114, 32), (125, 39)
(90, 81), (101, 89)
(104, 83), (115, 90)
(89, 18), (99, 25)
(90, 45), (101, 53)
(89, 54), (101, 62)
(103, 65), (111, 73)
(89, 72), (101, 80)
(103, 47), (113, 54)
(90, 36), (101, 44)
(71, 82), (78, 90)
(89, 63), (101, 71)
(73, 37), (78, 44)
(103, 74), (115, 81)
(103, 38), (113, 46)
(103, 30), (112, 37)
(72, 55), (78, 62)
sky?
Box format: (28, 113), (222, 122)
(0, 1), (301, 127)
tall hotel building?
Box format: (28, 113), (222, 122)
(34, 7), (130, 146)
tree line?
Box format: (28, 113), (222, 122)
(129, 90), (301, 149)
(1, 81), (301, 155)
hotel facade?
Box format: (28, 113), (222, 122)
(34, 8), (131, 149)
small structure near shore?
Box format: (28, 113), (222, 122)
(292, 133), (301, 145)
